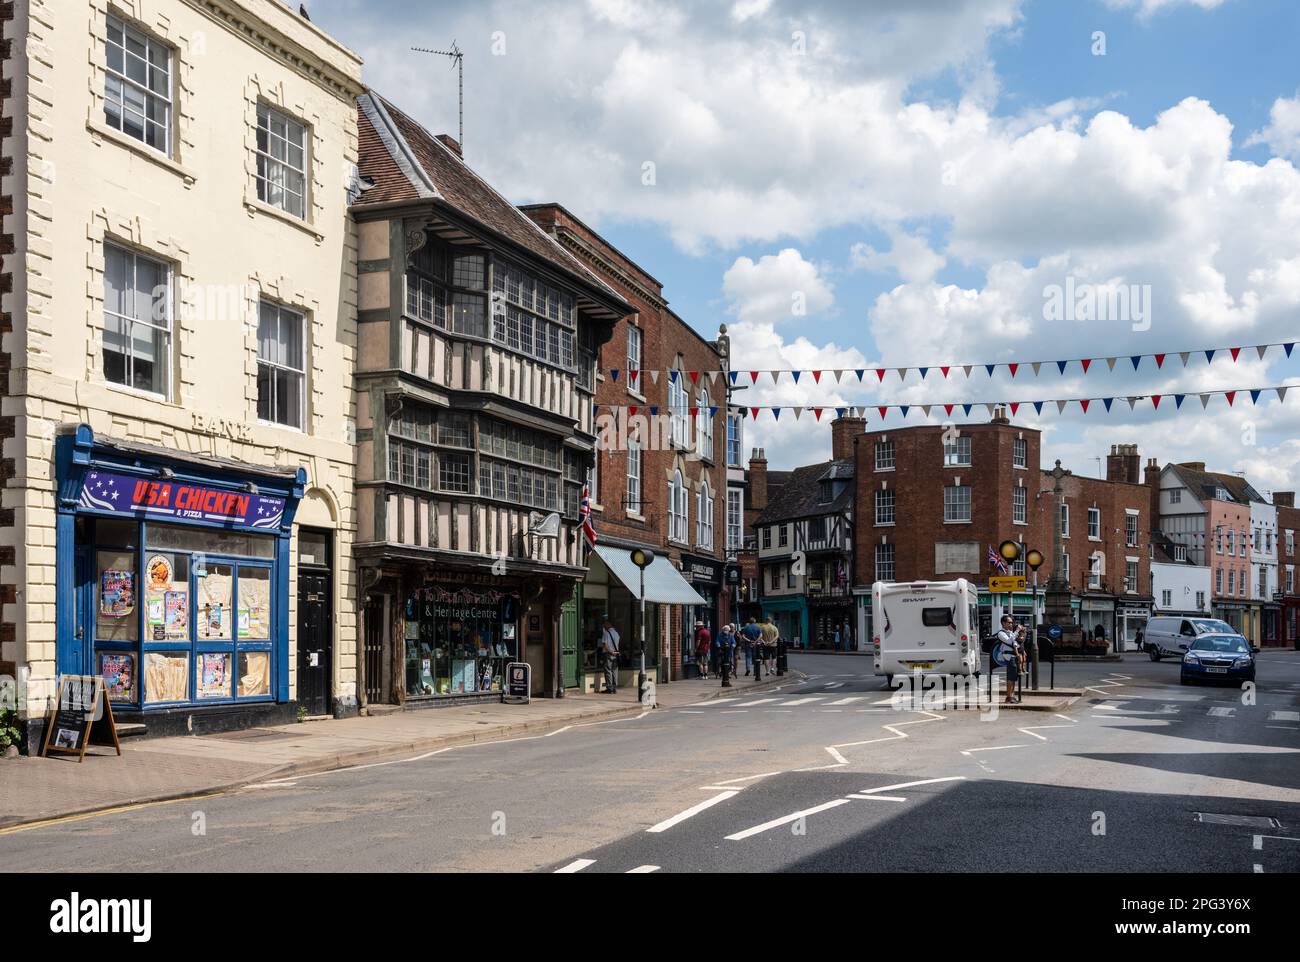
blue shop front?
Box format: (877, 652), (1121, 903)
(54, 425), (305, 737)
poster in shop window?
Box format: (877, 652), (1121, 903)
(196, 653), (230, 699)
(99, 570), (135, 618)
(164, 590), (188, 639)
(101, 653), (135, 702)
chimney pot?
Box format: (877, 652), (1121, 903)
(436, 133), (463, 158)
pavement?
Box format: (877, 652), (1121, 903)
(4, 652), (1296, 872)
(0, 668), (795, 830)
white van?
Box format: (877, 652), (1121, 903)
(872, 579), (981, 685)
(1143, 616), (1239, 661)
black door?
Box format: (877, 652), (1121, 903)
(297, 571), (331, 716)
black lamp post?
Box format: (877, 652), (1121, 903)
(1026, 548), (1045, 689)
(630, 547), (654, 703)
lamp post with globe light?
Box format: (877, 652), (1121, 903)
(630, 547), (654, 703)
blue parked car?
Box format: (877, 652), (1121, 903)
(1180, 634), (1257, 685)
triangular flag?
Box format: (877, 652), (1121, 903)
(1284, 343), (1294, 358)
(944, 404), (955, 416)
(750, 407), (760, 419)
(1257, 345), (1268, 361)
(1199, 394), (1210, 409)
(1031, 362), (1042, 377)
(899, 406), (910, 418)
(1230, 348), (1241, 362)
(627, 406), (638, 417)
(941, 366), (950, 379)
(1126, 397), (1138, 410)
(1009, 402), (1020, 415)
(1179, 352), (1190, 367)
(920, 405), (931, 417)
(1277, 386), (1289, 402)
(1106, 357), (1118, 371)
(1080, 399), (1091, 413)
(985, 403), (997, 417)
(1008, 363), (1020, 378)
(1225, 391), (1236, 406)
(1250, 389), (1261, 405)
(709, 406), (718, 417)
(918, 368), (928, 380)
(791, 407), (803, 421)
(836, 407), (848, 419)
(1155, 354), (1166, 369)
(1174, 394), (1185, 409)
(985, 364), (996, 377)
(1130, 356), (1142, 371)
(963, 365), (974, 378)
(668, 369), (679, 383)
(811, 370), (822, 383)
(1056, 400), (1067, 414)
(815, 408), (826, 421)
(630, 369), (641, 385)
(1204, 350), (1215, 364)
(649, 405), (659, 416)
(897, 368), (909, 381)
(876, 369), (887, 382)
(689, 407), (698, 417)
(689, 371), (699, 384)
(1056, 360), (1068, 375)
(878, 406), (889, 419)
(770, 370), (781, 384)
(1081, 358), (1092, 374)
(1151, 395), (1162, 409)
(834, 370), (846, 383)
(962, 404), (974, 417)
(1033, 401), (1044, 415)
(750, 371), (760, 384)
(855, 369), (866, 381)
(648, 369), (660, 385)
(790, 370), (801, 384)
(707, 370), (721, 384)
(772, 408), (781, 421)
(610, 369), (620, 382)
(1103, 398), (1114, 412)
(728, 370), (739, 386)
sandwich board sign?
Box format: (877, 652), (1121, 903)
(505, 662), (530, 704)
(41, 674), (121, 762)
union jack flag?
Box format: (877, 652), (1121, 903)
(987, 545), (1009, 574)
(580, 484), (598, 550)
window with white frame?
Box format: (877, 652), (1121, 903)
(1088, 553), (1103, 589)
(1162, 589), (1173, 608)
(1012, 558), (1026, 577)
(1258, 566), (1268, 597)
(1216, 568), (1223, 594)
(875, 489), (895, 526)
(669, 470), (688, 543)
(669, 368), (689, 448)
(1126, 560), (1138, 592)
(727, 411), (743, 467)
(1013, 487), (1027, 524)
(587, 459), (598, 506)
(1226, 529), (1234, 555)
(1087, 507), (1101, 539)
(1169, 488), (1182, 504)
(1287, 567), (1294, 593)
(102, 242), (171, 397)
(1013, 437), (1027, 469)
(1126, 512), (1139, 547)
(104, 15), (171, 155)
(944, 485), (971, 523)
(1240, 571), (1247, 597)
(778, 525), (789, 548)
(1240, 530), (1248, 557)
(1196, 590), (1206, 610)
(1060, 503), (1070, 538)
(727, 488), (743, 552)
(1061, 552), (1070, 583)
(762, 526), (771, 549)
(696, 481), (714, 549)
(626, 324), (642, 386)
(875, 440), (895, 471)
(626, 440), (642, 513)
(257, 301), (306, 429)
(1287, 530), (1296, 557)
(1216, 527), (1224, 554)
(696, 389), (713, 459)
(1228, 569), (1235, 595)
(943, 435), (971, 467)
(875, 543), (895, 582)
(256, 104), (308, 219)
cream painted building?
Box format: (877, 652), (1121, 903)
(1, 0), (364, 747)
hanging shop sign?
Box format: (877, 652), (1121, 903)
(78, 469), (285, 530)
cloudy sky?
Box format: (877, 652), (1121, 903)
(306, 0), (1300, 490)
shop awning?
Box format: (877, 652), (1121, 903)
(593, 545), (706, 605)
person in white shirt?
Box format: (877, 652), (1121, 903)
(995, 614), (1024, 704)
(600, 617), (621, 694)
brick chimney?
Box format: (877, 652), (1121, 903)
(436, 134), (463, 158)
(1107, 443), (1141, 484)
(1145, 457), (1161, 533)
(831, 416), (865, 461)
(749, 447), (769, 511)
(1274, 491), (1295, 508)
(1178, 461), (1206, 473)
(990, 404), (1010, 425)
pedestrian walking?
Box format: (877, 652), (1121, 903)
(740, 617), (761, 676)
(694, 621), (712, 679)
(600, 616), (620, 695)
(995, 614), (1025, 704)
(760, 614), (779, 677)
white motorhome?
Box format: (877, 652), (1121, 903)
(872, 580), (981, 685)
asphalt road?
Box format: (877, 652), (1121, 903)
(4, 651), (1299, 873)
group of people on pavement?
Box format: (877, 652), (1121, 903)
(693, 616), (780, 682)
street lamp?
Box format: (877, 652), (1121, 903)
(1026, 548), (1045, 689)
(630, 547), (654, 703)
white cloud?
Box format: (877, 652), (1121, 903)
(850, 229), (947, 284)
(729, 0), (772, 23)
(1245, 94), (1300, 162)
(722, 248), (834, 325)
(1103, 0), (1229, 16)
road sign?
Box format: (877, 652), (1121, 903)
(989, 576), (1027, 592)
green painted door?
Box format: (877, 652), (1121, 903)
(560, 587), (580, 688)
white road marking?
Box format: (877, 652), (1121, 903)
(1254, 864), (1264, 873)
(823, 682), (845, 689)
(1208, 707), (1236, 718)
(734, 698), (782, 707)
(824, 709), (945, 761)
(555, 859), (595, 873)
(825, 747), (848, 765)
(1017, 724), (1074, 742)
(960, 744), (1030, 755)
(1269, 710), (1300, 722)
(709, 771), (783, 786)
(818, 709), (843, 713)
(858, 776), (966, 795)
(686, 698), (742, 707)
(680, 710), (705, 714)
(646, 790), (740, 833)
(1053, 714), (1078, 723)
(1093, 704), (1121, 711)
(780, 697), (826, 706)
(827, 696), (867, 706)
(726, 798), (853, 841)
(845, 793), (907, 802)
(627, 865), (661, 873)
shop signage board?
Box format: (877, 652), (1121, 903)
(505, 662), (530, 704)
(41, 675), (122, 762)
(78, 469), (285, 531)
(989, 576), (1027, 593)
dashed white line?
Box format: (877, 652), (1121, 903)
(646, 790), (739, 833)
(1208, 707), (1236, 718)
(627, 865), (661, 873)
(845, 793), (907, 802)
(1017, 724), (1073, 742)
(734, 698), (782, 707)
(555, 859), (596, 873)
(960, 744), (1030, 755)
(781, 697), (826, 706)
(1268, 710), (1300, 722)
(858, 776), (966, 795)
(1053, 714), (1078, 723)
(709, 771), (783, 786)
(823, 682), (845, 689)
(827, 696), (867, 706)
(686, 698), (742, 707)
(725, 798), (853, 841)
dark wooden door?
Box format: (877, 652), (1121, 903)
(297, 571), (331, 716)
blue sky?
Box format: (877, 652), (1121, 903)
(306, 0), (1300, 485)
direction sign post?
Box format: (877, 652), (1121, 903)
(989, 576), (1027, 593)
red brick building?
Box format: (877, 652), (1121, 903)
(1278, 493), (1299, 647)
(847, 410), (1152, 649)
(522, 204), (728, 686)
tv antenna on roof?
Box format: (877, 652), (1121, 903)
(411, 41), (464, 151)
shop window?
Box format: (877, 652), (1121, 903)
(97, 549), (138, 643)
(404, 585), (520, 697)
(103, 242), (171, 397)
(238, 566), (272, 640)
(143, 651), (189, 704)
(198, 563), (234, 640)
(196, 651), (232, 699)
(100, 652), (137, 703)
(147, 521), (274, 559)
(238, 651), (271, 697)
(143, 551), (190, 641)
